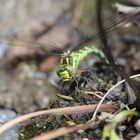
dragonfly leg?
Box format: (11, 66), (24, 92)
(78, 69), (98, 88)
(61, 81), (69, 93)
(83, 69), (98, 81)
(78, 76), (89, 88)
(58, 79), (63, 91)
(72, 76), (79, 93)
(58, 80), (69, 94)
(58, 77), (80, 94)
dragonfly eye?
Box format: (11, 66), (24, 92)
(65, 66), (72, 72)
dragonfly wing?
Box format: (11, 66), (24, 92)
(2, 21), (81, 72)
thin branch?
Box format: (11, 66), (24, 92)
(91, 74), (140, 121)
(96, 0), (140, 108)
(0, 104), (118, 135)
(31, 121), (99, 140)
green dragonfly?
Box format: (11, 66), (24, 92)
(57, 46), (105, 82)
(0, 14), (133, 92)
(56, 45), (106, 92)
(56, 9), (138, 86)
(56, 18), (127, 83)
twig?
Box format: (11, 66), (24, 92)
(84, 91), (103, 99)
(57, 94), (74, 101)
(91, 74), (140, 121)
(31, 121), (98, 140)
(0, 104), (118, 135)
(96, 0), (140, 108)
(113, 3), (140, 14)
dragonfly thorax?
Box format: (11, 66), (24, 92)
(57, 52), (74, 81)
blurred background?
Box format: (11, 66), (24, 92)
(0, 0), (139, 113)
(0, 0), (139, 139)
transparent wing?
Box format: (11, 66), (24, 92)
(70, 8), (140, 53)
(0, 36), (64, 56)
(0, 8), (139, 62)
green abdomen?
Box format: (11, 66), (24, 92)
(72, 46), (106, 70)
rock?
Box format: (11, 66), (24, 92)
(0, 109), (18, 140)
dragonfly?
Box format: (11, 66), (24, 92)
(0, 12), (137, 92)
(55, 13), (138, 91)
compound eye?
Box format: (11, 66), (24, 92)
(65, 66), (72, 72)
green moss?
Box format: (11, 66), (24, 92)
(98, 79), (113, 91)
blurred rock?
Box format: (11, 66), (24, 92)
(0, 64), (57, 113)
(0, 109), (18, 140)
(0, 0), (73, 34)
(0, 40), (9, 59)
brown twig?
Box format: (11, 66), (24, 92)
(91, 74), (140, 121)
(0, 104), (118, 135)
(31, 121), (99, 140)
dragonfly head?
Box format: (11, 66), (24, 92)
(57, 65), (74, 81)
(57, 52), (74, 81)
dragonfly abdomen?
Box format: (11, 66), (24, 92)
(72, 46), (106, 69)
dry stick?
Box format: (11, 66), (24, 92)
(0, 104), (117, 135)
(91, 74), (140, 121)
(85, 91), (103, 99)
(96, 0), (140, 108)
(31, 121), (98, 140)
